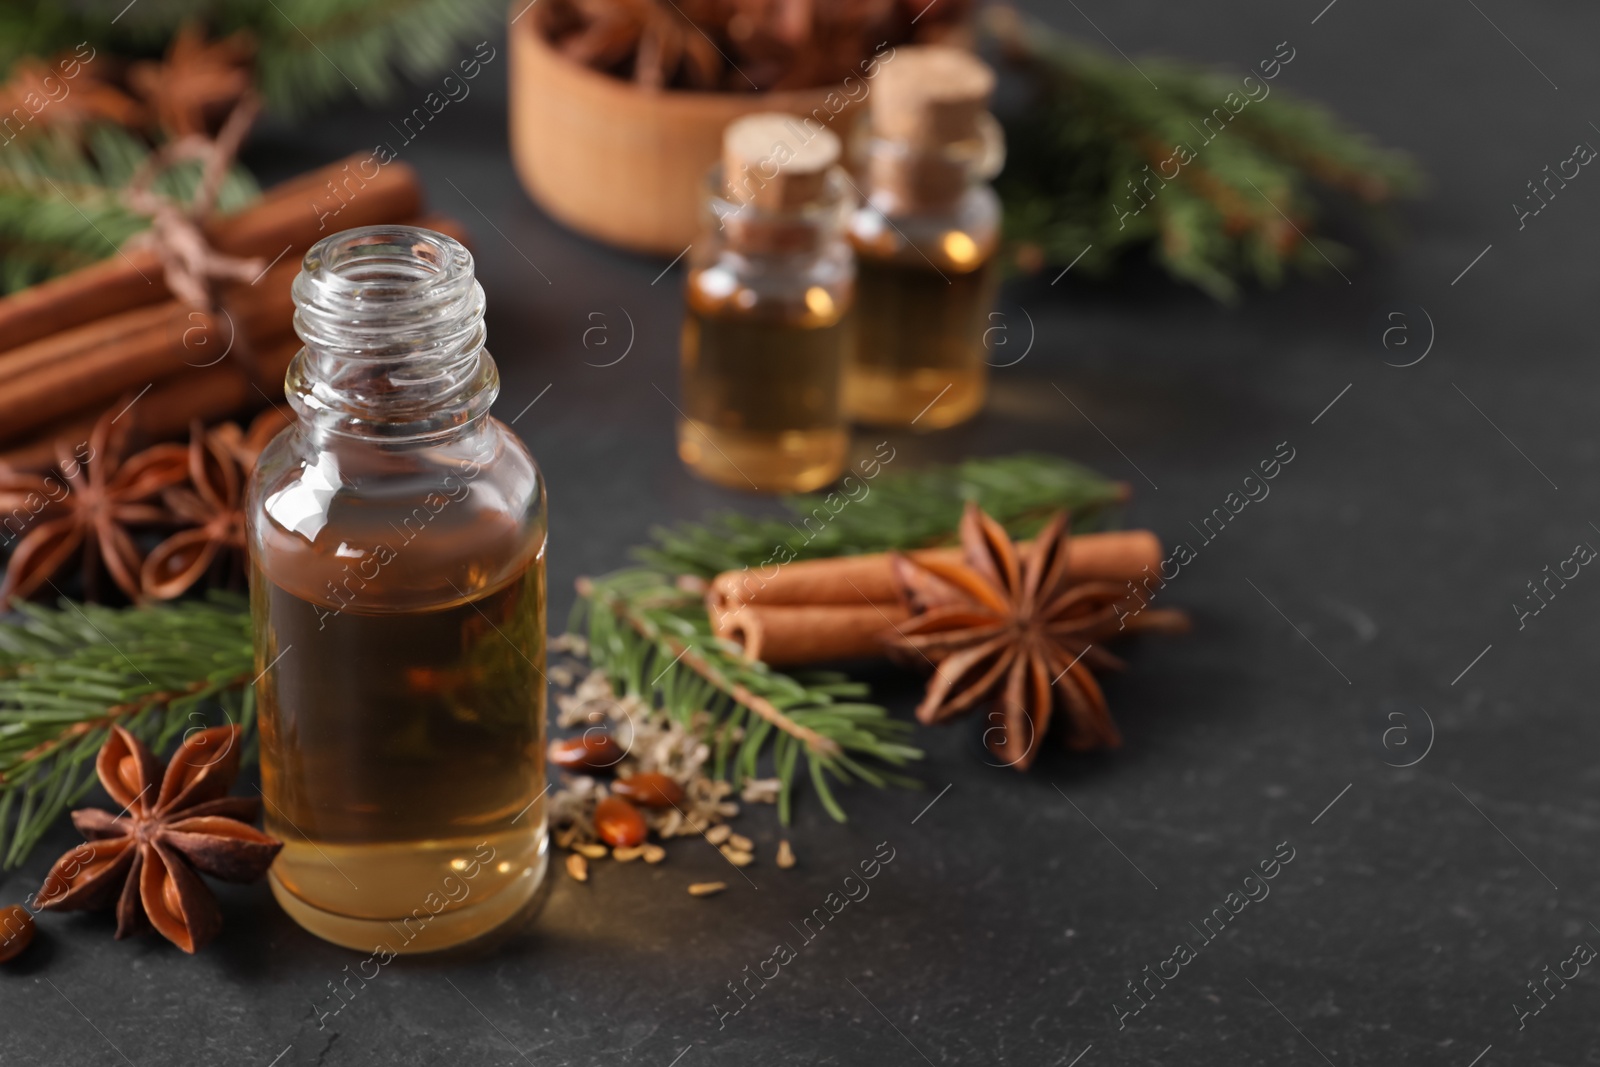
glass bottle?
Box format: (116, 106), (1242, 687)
(245, 226), (548, 954)
(678, 112), (855, 492)
(845, 46), (1005, 429)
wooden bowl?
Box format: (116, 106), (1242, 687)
(508, 7), (862, 256)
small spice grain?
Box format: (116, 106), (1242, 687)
(0, 905), (34, 964)
(688, 882), (727, 897)
(718, 845), (754, 867)
(566, 854), (589, 882)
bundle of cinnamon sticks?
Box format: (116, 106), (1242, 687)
(0, 155), (468, 469)
(706, 529), (1164, 666)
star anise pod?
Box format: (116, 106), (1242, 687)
(0, 405), (188, 607)
(886, 504), (1188, 770)
(127, 23), (256, 139)
(209, 407), (291, 472)
(0, 55), (144, 133)
(543, 0), (728, 89)
(35, 725), (281, 954)
(140, 421), (248, 600)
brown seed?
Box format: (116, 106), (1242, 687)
(704, 824), (731, 845)
(548, 733), (624, 771)
(612, 772), (686, 808)
(574, 842), (608, 859)
(594, 796), (647, 848)
(718, 845), (753, 867)
(727, 832), (753, 852)
(613, 845), (647, 862)
(688, 881), (727, 897)
(642, 844), (666, 864)
(0, 905), (34, 964)
(566, 854), (589, 882)
(777, 840), (796, 869)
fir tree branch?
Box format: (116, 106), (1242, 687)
(572, 570), (920, 823)
(576, 576), (840, 757)
(637, 452), (1128, 579)
(986, 6), (1421, 301)
(0, 593), (256, 868)
(0, 0), (504, 119)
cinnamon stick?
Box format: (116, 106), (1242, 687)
(708, 530), (1163, 610)
(251, 333), (301, 392)
(0, 302), (179, 386)
(0, 155), (424, 353)
(0, 363), (251, 471)
(721, 603), (913, 667)
(0, 304), (214, 438)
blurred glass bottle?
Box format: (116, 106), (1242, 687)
(678, 113), (855, 492)
(846, 46), (1004, 429)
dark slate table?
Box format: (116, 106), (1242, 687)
(6, 1), (1598, 1063)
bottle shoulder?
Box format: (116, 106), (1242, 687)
(850, 186), (1001, 270)
(247, 418), (545, 611)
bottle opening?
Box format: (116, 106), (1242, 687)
(287, 225), (496, 440)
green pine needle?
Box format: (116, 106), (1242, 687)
(988, 7), (1421, 301)
(572, 570), (922, 826)
(0, 0), (504, 120)
(0, 123), (258, 292)
(0, 593), (257, 869)
(637, 452), (1128, 579)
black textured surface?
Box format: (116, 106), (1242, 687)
(5, 2), (1599, 1063)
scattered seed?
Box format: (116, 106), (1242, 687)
(566, 854), (589, 882)
(777, 840), (796, 869)
(688, 881), (727, 897)
(554, 826), (579, 850)
(0, 906), (34, 964)
(549, 733), (624, 771)
(741, 777), (782, 804)
(719, 845), (753, 867)
(727, 832), (753, 852)
(613, 845), (647, 862)
(642, 844), (666, 864)
(574, 842), (608, 859)
(704, 824), (731, 845)
(595, 796), (648, 848)
(613, 772), (686, 808)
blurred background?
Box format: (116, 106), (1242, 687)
(4, 1), (1599, 1064)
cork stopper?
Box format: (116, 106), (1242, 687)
(872, 46), (995, 146)
(722, 113), (842, 211)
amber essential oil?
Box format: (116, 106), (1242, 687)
(253, 519), (546, 954)
(847, 246), (997, 428)
(678, 273), (850, 492)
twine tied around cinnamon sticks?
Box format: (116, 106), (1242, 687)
(120, 93), (266, 312)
